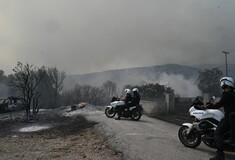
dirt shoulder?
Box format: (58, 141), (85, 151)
(0, 109), (123, 160)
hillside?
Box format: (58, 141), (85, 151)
(64, 64), (201, 97)
(64, 63), (235, 97)
(64, 64), (198, 88)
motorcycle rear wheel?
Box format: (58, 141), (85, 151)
(105, 107), (116, 118)
(131, 109), (141, 121)
(178, 126), (201, 148)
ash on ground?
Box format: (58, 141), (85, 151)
(0, 105), (122, 160)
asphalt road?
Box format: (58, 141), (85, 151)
(75, 106), (235, 160)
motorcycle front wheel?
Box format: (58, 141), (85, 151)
(105, 107), (116, 118)
(178, 126), (201, 148)
(131, 109), (141, 121)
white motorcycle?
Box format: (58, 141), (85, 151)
(105, 96), (143, 121)
(178, 96), (235, 151)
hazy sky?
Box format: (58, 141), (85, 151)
(1, 0), (235, 75)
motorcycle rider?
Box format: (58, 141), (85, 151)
(206, 77), (235, 160)
(131, 88), (140, 106)
(116, 89), (132, 120)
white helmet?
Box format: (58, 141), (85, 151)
(220, 77), (234, 89)
(132, 88), (138, 93)
(124, 89), (131, 94)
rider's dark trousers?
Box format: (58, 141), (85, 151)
(123, 103), (132, 111)
(215, 118), (230, 152)
(118, 104), (132, 118)
(116, 106), (123, 118)
(229, 112), (235, 140)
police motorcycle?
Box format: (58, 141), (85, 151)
(105, 96), (143, 121)
(178, 96), (235, 151)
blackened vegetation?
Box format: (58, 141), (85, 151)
(5, 62), (66, 118)
(0, 111), (98, 138)
(197, 68), (223, 97)
(61, 80), (117, 106)
(38, 116), (98, 137)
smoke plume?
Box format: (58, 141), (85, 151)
(157, 73), (201, 97)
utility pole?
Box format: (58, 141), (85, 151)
(222, 51), (229, 76)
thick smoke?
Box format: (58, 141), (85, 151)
(157, 73), (201, 97)
(1, 1), (235, 75)
(65, 70), (202, 98)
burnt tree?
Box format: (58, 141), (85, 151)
(47, 67), (66, 107)
(9, 62), (46, 117)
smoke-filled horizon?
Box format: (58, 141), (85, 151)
(1, 0), (235, 75)
(157, 73), (201, 97)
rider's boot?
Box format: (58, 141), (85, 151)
(115, 111), (121, 120)
(209, 151), (225, 160)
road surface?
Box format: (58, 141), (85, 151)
(66, 106), (235, 160)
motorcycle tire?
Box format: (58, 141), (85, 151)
(131, 109), (141, 121)
(105, 107), (116, 118)
(178, 126), (201, 148)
